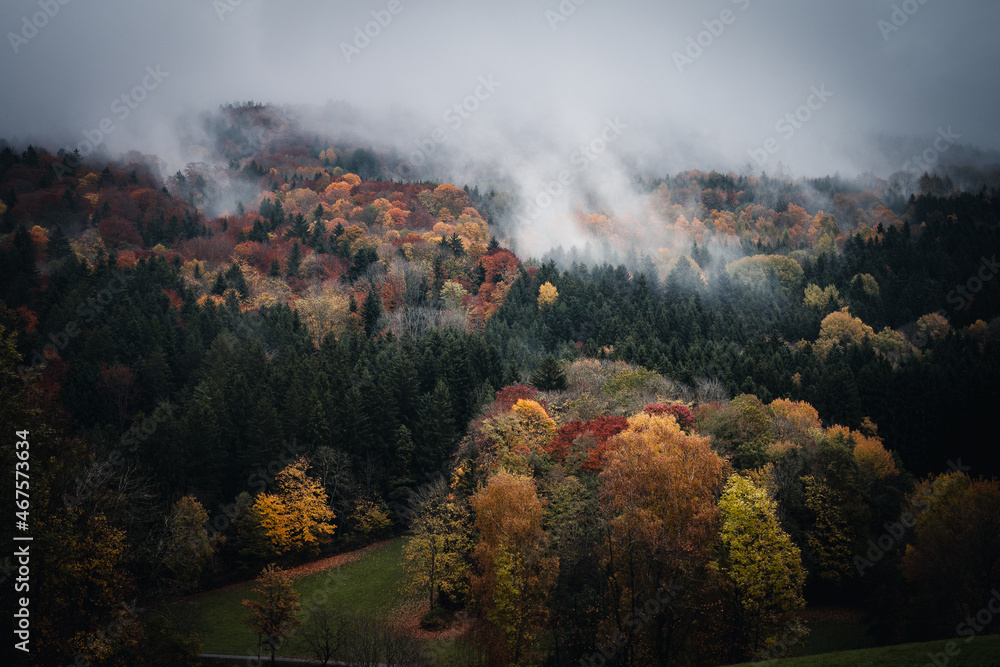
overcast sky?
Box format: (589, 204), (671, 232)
(1, 0), (998, 246)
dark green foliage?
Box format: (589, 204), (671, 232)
(362, 286), (382, 337)
(286, 240), (302, 277)
(530, 356), (567, 391)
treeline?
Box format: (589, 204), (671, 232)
(396, 360), (998, 665)
(490, 193), (1000, 474)
(4, 251), (502, 508)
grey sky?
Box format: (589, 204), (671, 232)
(1, 0), (997, 228)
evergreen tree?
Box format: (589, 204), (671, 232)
(48, 226), (73, 259)
(286, 241), (302, 277)
(362, 286), (382, 337)
(530, 356), (567, 391)
(292, 212), (309, 241)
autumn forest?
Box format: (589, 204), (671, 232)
(2, 102), (1000, 667)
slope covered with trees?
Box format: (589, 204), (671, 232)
(1, 105), (999, 664)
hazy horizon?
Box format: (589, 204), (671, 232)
(3, 0), (999, 253)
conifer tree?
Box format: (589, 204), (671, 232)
(530, 356), (567, 391)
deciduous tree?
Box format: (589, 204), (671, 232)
(718, 475), (806, 660)
(471, 472), (558, 666)
(243, 564), (302, 665)
(251, 457), (337, 560)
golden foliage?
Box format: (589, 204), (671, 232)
(537, 282), (558, 309)
(251, 457), (336, 558)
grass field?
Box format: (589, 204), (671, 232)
(178, 542), (1000, 666)
(727, 634), (1000, 666)
(172, 538), (414, 659)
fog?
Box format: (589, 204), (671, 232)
(2, 0), (999, 253)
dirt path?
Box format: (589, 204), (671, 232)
(184, 538), (397, 601)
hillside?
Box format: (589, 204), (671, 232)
(2, 111), (1000, 665)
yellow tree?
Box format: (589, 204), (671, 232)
(401, 478), (472, 612)
(599, 412), (730, 664)
(475, 399), (556, 476)
(803, 283), (843, 316)
(252, 457), (336, 560)
(537, 282), (559, 309)
(718, 475), (806, 660)
(815, 309), (875, 358)
(726, 255), (804, 292)
(471, 472), (558, 667)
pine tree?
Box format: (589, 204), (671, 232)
(362, 286), (382, 337)
(530, 356), (567, 391)
(48, 226), (73, 259)
(292, 212), (309, 241)
(226, 262), (250, 298)
(286, 241), (302, 278)
(211, 272), (227, 295)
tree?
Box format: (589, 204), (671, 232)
(49, 225), (73, 258)
(718, 475), (806, 660)
(700, 394), (775, 470)
(243, 564), (302, 665)
(530, 356), (567, 391)
(350, 496), (392, 539)
(301, 606), (348, 667)
(726, 254), (804, 291)
(157, 495), (221, 593)
(599, 411), (730, 664)
(471, 472), (558, 666)
(401, 478), (472, 611)
(287, 240), (302, 277)
(292, 212), (309, 240)
(475, 398), (557, 476)
(362, 285), (382, 337)
(344, 615), (427, 667)
(251, 457), (337, 560)
(815, 309), (874, 357)
(537, 282), (558, 309)
(900, 474), (1000, 638)
(803, 283), (843, 315)
(802, 475), (854, 586)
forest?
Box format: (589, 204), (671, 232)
(1, 103), (999, 666)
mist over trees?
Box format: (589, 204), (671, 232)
(1, 105), (999, 664)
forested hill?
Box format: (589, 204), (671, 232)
(1, 112), (999, 664)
